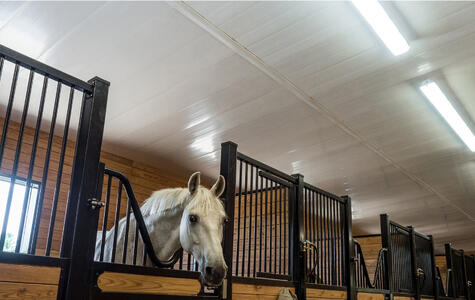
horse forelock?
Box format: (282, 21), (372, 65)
(140, 186), (225, 218)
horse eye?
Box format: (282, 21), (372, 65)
(223, 217), (229, 224)
(189, 215), (198, 223)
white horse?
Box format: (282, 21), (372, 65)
(95, 172), (228, 286)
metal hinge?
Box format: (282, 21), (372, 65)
(88, 198), (104, 210)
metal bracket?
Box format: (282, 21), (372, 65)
(87, 198), (104, 210)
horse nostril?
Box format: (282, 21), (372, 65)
(205, 266), (213, 276)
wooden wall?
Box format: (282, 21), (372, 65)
(354, 235), (382, 280)
(0, 263), (60, 299)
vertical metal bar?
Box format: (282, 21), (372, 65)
(381, 214), (392, 291)
(323, 196), (328, 284)
(0, 57), (4, 81)
(284, 187), (288, 275)
(342, 195), (355, 300)
(187, 252), (191, 271)
(219, 141), (237, 300)
(178, 250), (183, 270)
(30, 82), (62, 254)
(332, 198), (337, 285)
(132, 222), (139, 265)
(100, 175), (112, 261)
(122, 195), (132, 264)
(409, 226), (420, 300)
(429, 235), (438, 300)
(445, 244), (455, 297)
(235, 159), (242, 276)
(279, 184), (283, 274)
(0, 63), (19, 169)
(248, 165), (253, 277)
(46, 87), (75, 256)
(111, 183), (123, 263)
(290, 174), (305, 300)
(0, 69), (33, 250)
(264, 178), (268, 273)
(259, 174), (263, 273)
(462, 250), (470, 300)
(273, 182), (277, 273)
(269, 181), (273, 274)
(15, 76), (48, 253)
(62, 77), (109, 300)
(304, 188), (309, 271)
(242, 162), (248, 276)
(253, 167), (258, 276)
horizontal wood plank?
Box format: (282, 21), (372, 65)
(307, 288), (347, 300)
(0, 263), (60, 285)
(0, 282), (57, 299)
(98, 272), (201, 295)
(358, 292), (385, 300)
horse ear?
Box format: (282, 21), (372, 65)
(188, 172), (201, 195)
(211, 175), (225, 198)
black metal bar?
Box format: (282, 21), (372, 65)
(253, 165), (258, 277)
(237, 152), (297, 184)
(342, 195), (356, 300)
(0, 56), (4, 80)
(30, 81), (62, 254)
(381, 214), (392, 291)
(46, 87), (75, 256)
(303, 182), (345, 203)
(122, 194), (132, 264)
(429, 235), (439, 300)
(273, 182), (277, 275)
(15, 76), (48, 253)
(259, 170), (293, 188)
(284, 187), (288, 275)
(269, 181), (274, 274)
(219, 141), (237, 300)
(100, 175), (112, 261)
(462, 250), (470, 300)
(279, 184), (283, 275)
(409, 226), (420, 300)
(0, 44), (93, 93)
(0, 63), (19, 169)
(248, 164), (253, 277)
(63, 77), (109, 300)
(0, 68), (33, 250)
(111, 182), (123, 263)
(256, 272), (291, 281)
(242, 161), (248, 276)
(291, 173), (306, 300)
(235, 159), (242, 276)
(264, 177), (268, 273)
(259, 174), (263, 274)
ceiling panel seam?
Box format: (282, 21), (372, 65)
(169, 1), (474, 222)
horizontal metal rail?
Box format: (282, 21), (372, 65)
(0, 43), (93, 93)
(237, 152), (297, 184)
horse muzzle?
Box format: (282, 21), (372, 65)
(204, 265), (226, 286)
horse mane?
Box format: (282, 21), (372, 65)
(140, 186), (226, 217)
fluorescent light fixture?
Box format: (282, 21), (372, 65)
(419, 81), (475, 152)
(351, 0), (410, 56)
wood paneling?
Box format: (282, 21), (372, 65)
(393, 296), (414, 300)
(306, 288), (346, 300)
(357, 292), (385, 300)
(354, 236), (382, 280)
(435, 255), (447, 292)
(232, 283), (294, 300)
(97, 272), (201, 295)
(0, 263), (60, 285)
(0, 282), (57, 299)
(0, 263), (60, 300)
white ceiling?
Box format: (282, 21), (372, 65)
(0, 1), (474, 252)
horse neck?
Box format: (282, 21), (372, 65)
(145, 204), (185, 261)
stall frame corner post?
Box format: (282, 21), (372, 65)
(408, 226), (420, 300)
(342, 195), (356, 300)
(445, 243), (456, 298)
(291, 173), (306, 300)
(380, 213), (392, 293)
(61, 77), (110, 300)
(219, 141), (238, 300)
(428, 235), (439, 300)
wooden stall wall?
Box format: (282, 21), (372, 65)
(354, 235), (382, 280)
(435, 255), (447, 293)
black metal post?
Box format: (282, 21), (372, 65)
(290, 174), (306, 300)
(462, 250), (470, 300)
(61, 77), (109, 300)
(445, 243), (456, 298)
(220, 141), (237, 300)
(408, 226), (419, 300)
(341, 196), (355, 300)
(429, 235), (438, 300)
(380, 214), (392, 292)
